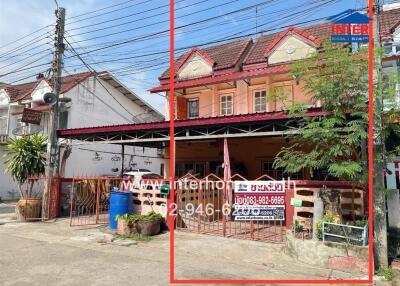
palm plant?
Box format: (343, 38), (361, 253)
(4, 134), (47, 198)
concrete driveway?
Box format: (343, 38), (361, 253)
(0, 203), (15, 215)
(0, 218), (369, 286)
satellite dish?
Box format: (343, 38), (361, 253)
(43, 92), (57, 105)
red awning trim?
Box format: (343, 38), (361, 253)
(11, 105), (52, 115)
(150, 65), (289, 93)
(58, 108), (327, 138)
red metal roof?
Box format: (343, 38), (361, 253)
(159, 38), (252, 80)
(174, 47), (215, 71)
(244, 22), (331, 66)
(263, 26), (322, 58)
(150, 65), (289, 93)
(153, 9), (400, 93)
(58, 108), (327, 138)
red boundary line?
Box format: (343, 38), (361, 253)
(169, 0), (176, 284)
(169, 0), (375, 284)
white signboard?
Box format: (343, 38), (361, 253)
(233, 181), (286, 221)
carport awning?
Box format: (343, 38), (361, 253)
(57, 108), (327, 146)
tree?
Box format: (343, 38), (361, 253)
(273, 40), (400, 268)
(4, 134), (47, 198)
(273, 41), (368, 206)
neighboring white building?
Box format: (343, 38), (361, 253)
(381, 4), (400, 231)
(0, 71), (164, 200)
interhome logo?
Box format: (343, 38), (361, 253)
(330, 11), (371, 43)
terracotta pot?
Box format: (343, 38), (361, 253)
(136, 219), (161, 236)
(117, 218), (137, 236)
(15, 198), (42, 221)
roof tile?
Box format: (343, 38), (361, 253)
(3, 71), (95, 102)
(160, 38), (252, 79)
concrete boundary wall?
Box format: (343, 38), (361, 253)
(285, 230), (368, 274)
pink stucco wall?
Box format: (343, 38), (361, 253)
(167, 74), (316, 120)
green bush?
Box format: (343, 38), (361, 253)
(377, 267), (394, 281)
(316, 211), (340, 239)
(116, 211), (163, 223)
(346, 219), (368, 227)
(294, 220), (304, 233)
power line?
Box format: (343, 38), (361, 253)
(0, 53), (53, 78)
(68, 0), (222, 39)
(0, 25), (53, 50)
(68, 0), (188, 31)
(64, 15), (332, 70)
(67, 0), (137, 20)
(64, 37), (158, 123)
(68, 0), (269, 43)
(64, 0), (332, 59)
(66, 0), (149, 24)
(0, 33), (52, 59)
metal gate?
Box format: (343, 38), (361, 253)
(175, 174), (286, 243)
(69, 177), (120, 226)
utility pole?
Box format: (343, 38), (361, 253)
(369, 0), (389, 268)
(43, 7), (65, 218)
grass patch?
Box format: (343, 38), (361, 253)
(116, 233), (151, 242)
(377, 267), (395, 281)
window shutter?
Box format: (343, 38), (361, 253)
(176, 96), (187, 120)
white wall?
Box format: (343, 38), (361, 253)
(0, 75), (164, 200)
(64, 145), (162, 177)
(0, 145), (19, 200)
(62, 76), (163, 177)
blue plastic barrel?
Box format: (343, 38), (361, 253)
(109, 190), (133, 230)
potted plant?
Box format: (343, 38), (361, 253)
(116, 212), (163, 236)
(116, 214), (138, 236)
(4, 134), (47, 221)
(134, 212), (163, 236)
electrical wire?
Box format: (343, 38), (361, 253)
(0, 25), (53, 50)
(64, 37), (157, 122)
(64, 0), (334, 59)
(67, 0), (137, 20)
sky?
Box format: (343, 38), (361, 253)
(0, 0), (394, 114)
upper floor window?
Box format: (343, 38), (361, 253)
(254, 90), (267, 112)
(220, 94), (233, 116)
(187, 98), (199, 118)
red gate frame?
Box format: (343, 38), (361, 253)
(168, 0), (374, 284)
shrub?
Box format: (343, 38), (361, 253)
(316, 211), (340, 239)
(116, 211), (163, 223)
(377, 267), (394, 281)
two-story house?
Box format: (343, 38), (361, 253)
(150, 23), (331, 180)
(56, 7), (400, 229)
(0, 71), (164, 200)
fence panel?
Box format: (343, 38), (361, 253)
(69, 177), (118, 226)
(175, 173), (285, 243)
(322, 221), (368, 246)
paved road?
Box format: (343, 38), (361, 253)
(0, 203), (15, 214)
(0, 219), (369, 286)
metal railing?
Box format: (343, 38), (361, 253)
(322, 221), (368, 246)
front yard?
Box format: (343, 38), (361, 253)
(0, 217), (370, 285)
